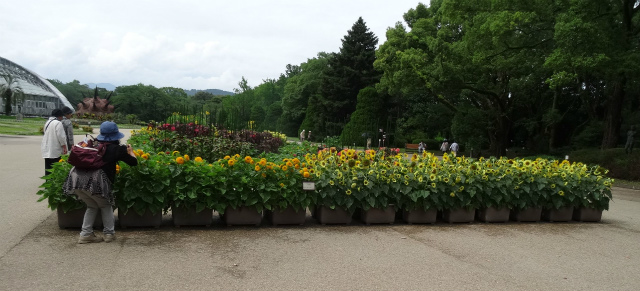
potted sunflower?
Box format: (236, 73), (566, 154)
(312, 150), (356, 224)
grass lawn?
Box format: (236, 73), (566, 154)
(0, 114), (142, 135)
(0, 119), (44, 135)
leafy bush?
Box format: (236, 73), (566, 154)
(37, 156), (85, 212)
(339, 87), (382, 146)
(322, 136), (341, 148)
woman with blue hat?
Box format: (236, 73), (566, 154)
(63, 121), (138, 244)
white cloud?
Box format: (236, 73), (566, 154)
(0, 0), (424, 91)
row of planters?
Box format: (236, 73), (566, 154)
(38, 127), (614, 228)
(47, 204), (607, 229)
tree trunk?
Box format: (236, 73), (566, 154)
(488, 114), (510, 157)
(601, 76), (626, 149)
(3, 91), (11, 115)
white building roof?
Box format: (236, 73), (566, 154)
(0, 56), (73, 109)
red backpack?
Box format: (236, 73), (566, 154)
(67, 135), (106, 170)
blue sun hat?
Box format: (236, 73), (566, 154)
(97, 121), (125, 142)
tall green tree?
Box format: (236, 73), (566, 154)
(221, 77), (254, 129)
(1, 74), (23, 115)
(281, 54), (330, 136)
(546, 0), (640, 149)
(376, 0), (556, 155)
(314, 17), (380, 137)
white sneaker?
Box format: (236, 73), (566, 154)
(77, 233), (103, 244)
(104, 234), (116, 243)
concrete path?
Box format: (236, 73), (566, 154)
(1, 132), (639, 291)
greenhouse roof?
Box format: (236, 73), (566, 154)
(0, 56), (73, 109)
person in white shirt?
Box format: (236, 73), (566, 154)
(41, 109), (68, 176)
(449, 141), (460, 157)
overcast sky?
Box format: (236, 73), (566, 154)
(1, 1), (424, 92)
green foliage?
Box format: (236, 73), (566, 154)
(36, 156), (85, 213)
(451, 107), (489, 152)
(1, 74), (24, 115)
(572, 121), (604, 149)
(280, 56), (328, 136)
(112, 84), (187, 122)
(314, 17), (380, 137)
(322, 136), (341, 148)
(339, 87), (384, 147)
(126, 114), (139, 125)
(114, 153), (169, 215)
(81, 126), (93, 133)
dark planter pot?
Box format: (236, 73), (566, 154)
(118, 209), (162, 228)
(443, 208), (475, 223)
(223, 206), (262, 226)
(317, 206), (352, 225)
(267, 207), (307, 226)
(542, 207), (573, 222)
(510, 207), (542, 222)
(361, 206), (396, 225)
(172, 205), (213, 227)
(402, 208), (437, 224)
(57, 207), (103, 229)
(477, 206), (510, 223)
(573, 207), (603, 222)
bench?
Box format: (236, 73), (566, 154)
(405, 143), (420, 152)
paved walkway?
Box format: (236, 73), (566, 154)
(1, 132), (640, 291)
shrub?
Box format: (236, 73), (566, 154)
(37, 156), (85, 213)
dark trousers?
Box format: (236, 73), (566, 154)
(44, 157), (60, 176)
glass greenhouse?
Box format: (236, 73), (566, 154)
(1, 56), (74, 116)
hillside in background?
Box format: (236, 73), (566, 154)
(184, 88), (234, 96)
(82, 83), (234, 96)
(84, 83), (117, 91)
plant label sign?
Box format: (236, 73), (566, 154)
(302, 181), (316, 191)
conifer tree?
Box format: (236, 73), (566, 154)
(315, 17), (380, 137)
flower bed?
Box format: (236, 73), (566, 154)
(38, 127), (614, 225)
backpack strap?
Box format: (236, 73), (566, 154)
(44, 119), (55, 133)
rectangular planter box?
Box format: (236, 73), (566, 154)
(542, 206), (573, 222)
(172, 205), (213, 227)
(477, 206), (510, 223)
(510, 207), (542, 222)
(223, 206), (262, 226)
(361, 206), (396, 225)
(268, 207), (306, 226)
(403, 208), (437, 224)
(57, 207), (103, 229)
(118, 209), (162, 228)
(317, 206), (352, 225)
(443, 208), (475, 223)
(573, 207), (603, 222)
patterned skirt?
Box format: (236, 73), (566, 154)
(63, 167), (114, 205)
